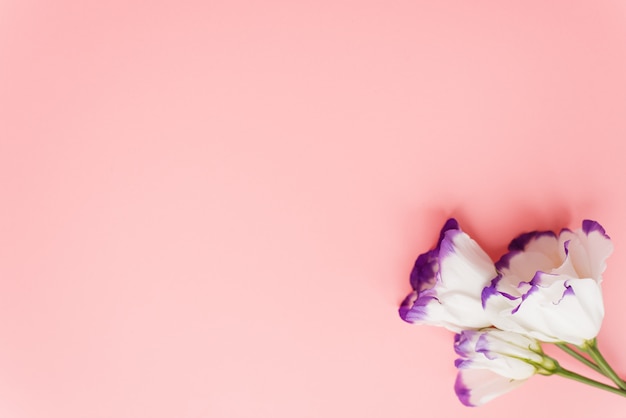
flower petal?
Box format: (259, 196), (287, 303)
(399, 290), (438, 323)
(567, 221), (613, 282)
(399, 219), (495, 331)
(497, 232), (561, 287)
(494, 277), (604, 345)
(438, 229), (496, 293)
(455, 330), (539, 380)
(455, 368), (526, 407)
(408, 250), (438, 292)
(433, 228), (497, 331)
(408, 218), (466, 291)
(484, 220), (611, 345)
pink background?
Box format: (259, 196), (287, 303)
(2, 1), (626, 417)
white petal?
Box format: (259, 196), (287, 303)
(569, 228), (614, 281)
(435, 291), (493, 330)
(417, 229), (496, 331)
(504, 278), (603, 345)
(438, 230), (496, 293)
(481, 331), (544, 369)
(455, 368), (527, 406)
(496, 233), (562, 290)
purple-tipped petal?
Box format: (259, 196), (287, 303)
(398, 291), (417, 322)
(453, 329), (541, 406)
(454, 331), (474, 356)
(437, 218), (460, 244)
(409, 250), (438, 291)
(582, 220), (609, 238)
(475, 333), (498, 360)
(409, 219), (461, 291)
(507, 231), (556, 251)
(454, 373), (473, 407)
(481, 276), (501, 308)
(398, 291), (439, 323)
(511, 285), (538, 314)
(455, 358), (471, 368)
(486, 235), (607, 344)
(438, 229), (463, 259)
(494, 251), (519, 271)
(508, 231), (538, 251)
(399, 218), (495, 331)
(454, 369), (527, 407)
(563, 239), (571, 255)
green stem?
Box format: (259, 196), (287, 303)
(584, 339), (626, 391)
(556, 343), (604, 375)
(555, 367), (626, 398)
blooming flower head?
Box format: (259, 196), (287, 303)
(454, 329), (553, 406)
(399, 218), (496, 332)
(482, 220), (613, 346)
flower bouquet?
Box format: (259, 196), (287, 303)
(399, 219), (625, 406)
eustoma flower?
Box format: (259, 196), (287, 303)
(454, 329), (555, 406)
(482, 220), (613, 347)
(399, 218), (496, 332)
(399, 218), (626, 405)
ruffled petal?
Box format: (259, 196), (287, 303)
(409, 218), (462, 291)
(399, 290), (438, 324)
(568, 221), (613, 282)
(432, 229), (496, 329)
(496, 232), (561, 287)
(408, 250), (438, 292)
(439, 229), (497, 290)
(399, 218), (495, 331)
(493, 276), (603, 345)
(484, 220), (611, 345)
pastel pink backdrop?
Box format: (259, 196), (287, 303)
(1, 1), (626, 417)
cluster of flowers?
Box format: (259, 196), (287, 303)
(399, 219), (626, 406)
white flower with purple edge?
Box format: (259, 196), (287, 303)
(454, 329), (555, 406)
(399, 218), (626, 405)
(481, 220), (613, 347)
(399, 218), (496, 332)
